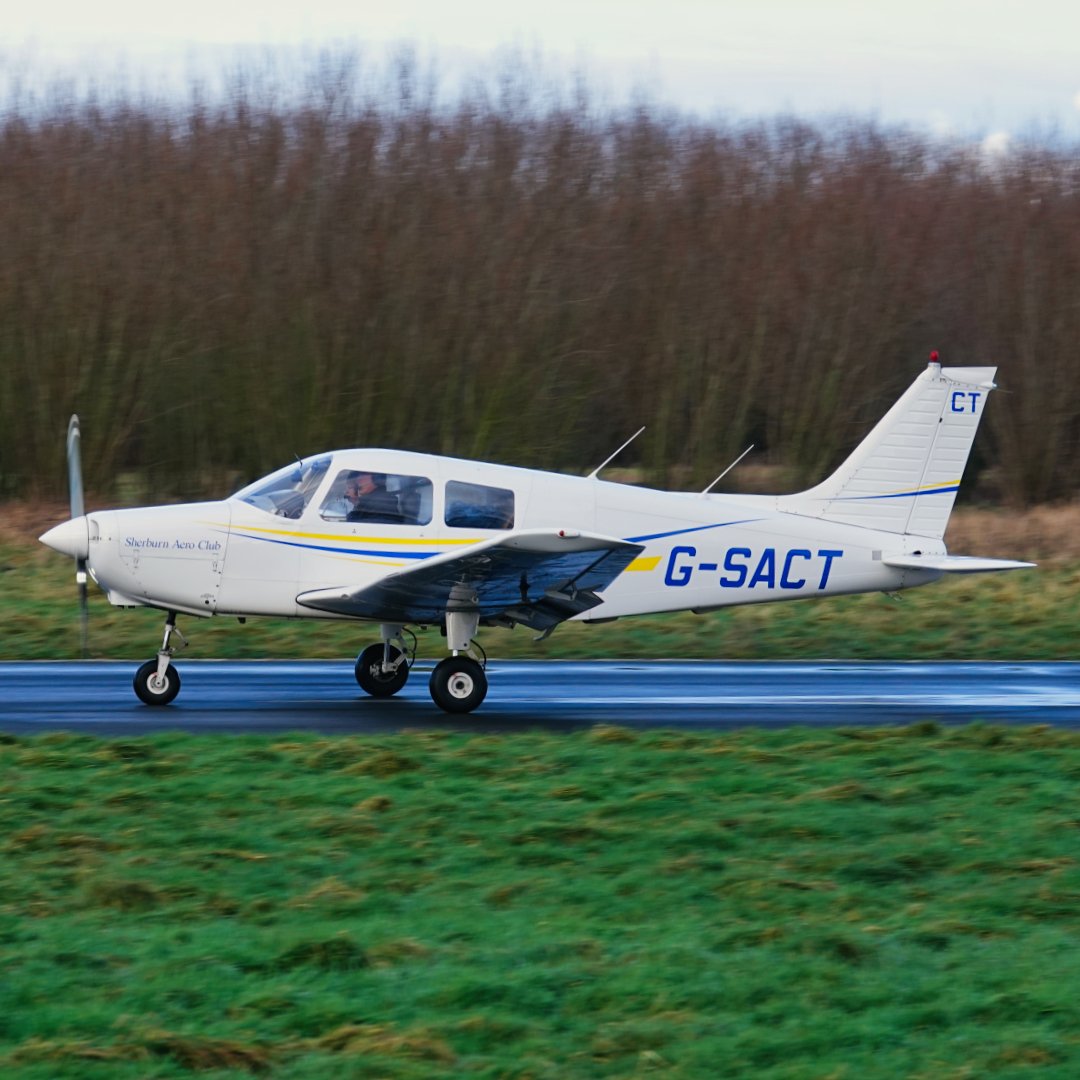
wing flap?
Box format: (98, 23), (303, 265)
(297, 529), (644, 628)
(883, 554), (1036, 574)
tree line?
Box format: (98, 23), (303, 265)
(2, 61), (1078, 505)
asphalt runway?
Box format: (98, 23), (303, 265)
(2, 660), (1079, 735)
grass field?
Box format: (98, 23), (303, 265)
(1, 501), (1076, 662)
(3, 725), (1080, 1078)
(3, 549), (1076, 664)
(4, 506), (1079, 1076)
(8, 544), (1078, 663)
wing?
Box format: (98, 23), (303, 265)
(296, 529), (645, 630)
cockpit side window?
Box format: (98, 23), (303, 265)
(235, 454), (332, 519)
(320, 469), (433, 526)
(445, 481), (515, 530)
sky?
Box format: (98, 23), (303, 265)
(5, 0), (1080, 142)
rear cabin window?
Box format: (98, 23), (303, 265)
(444, 481), (515, 530)
(320, 469), (433, 525)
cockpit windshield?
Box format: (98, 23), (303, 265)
(233, 454), (332, 519)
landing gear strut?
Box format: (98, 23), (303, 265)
(133, 611), (186, 706)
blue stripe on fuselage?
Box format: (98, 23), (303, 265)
(837, 485), (959, 501)
(625, 518), (763, 544)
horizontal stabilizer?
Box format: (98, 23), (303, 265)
(882, 554), (1035, 574)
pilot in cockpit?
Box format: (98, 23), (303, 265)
(346, 472), (399, 522)
(322, 469), (402, 523)
(321, 472), (363, 519)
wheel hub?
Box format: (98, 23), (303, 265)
(448, 673), (474, 699)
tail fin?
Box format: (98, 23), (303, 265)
(778, 361), (997, 538)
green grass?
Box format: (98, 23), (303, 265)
(1, 539), (1071, 661)
(2, 726), (1080, 1077)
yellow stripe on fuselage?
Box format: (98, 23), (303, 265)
(625, 555), (661, 572)
(320, 554), (410, 568)
(199, 521), (480, 547)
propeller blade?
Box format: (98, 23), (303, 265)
(67, 414), (85, 521)
(67, 414), (88, 658)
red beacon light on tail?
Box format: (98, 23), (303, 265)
(929, 350), (941, 368)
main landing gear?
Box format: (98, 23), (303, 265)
(354, 625), (414, 698)
(355, 612), (489, 714)
(133, 611), (186, 706)
(428, 654), (487, 714)
(428, 608), (488, 714)
(130, 612), (491, 715)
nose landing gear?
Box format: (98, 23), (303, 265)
(133, 611), (186, 706)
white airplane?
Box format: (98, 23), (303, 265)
(41, 355), (1033, 713)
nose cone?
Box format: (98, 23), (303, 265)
(40, 516), (89, 560)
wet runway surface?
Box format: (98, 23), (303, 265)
(2, 660), (1079, 734)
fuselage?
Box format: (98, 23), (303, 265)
(68, 448), (945, 624)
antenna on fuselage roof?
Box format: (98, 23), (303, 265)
(700, 444), (755, 496)
(587, 426), (646, 480)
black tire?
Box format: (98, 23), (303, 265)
(133, 659), (181, 706)
(429, 656), (488, 714)
(355, 644), (410, 698)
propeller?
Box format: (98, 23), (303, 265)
(67, 415), (89, 659)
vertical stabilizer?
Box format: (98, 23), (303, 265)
(778, 361), (997, 538)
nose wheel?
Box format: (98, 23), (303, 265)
(429, 656), (488, 714)
(133, 659), (181, 705)
(133, 611), (186, 706)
